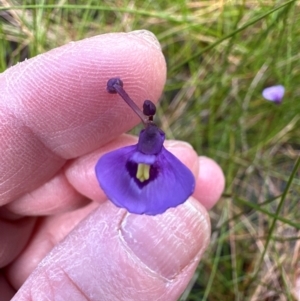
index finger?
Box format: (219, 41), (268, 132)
(0, 31), (166, 205)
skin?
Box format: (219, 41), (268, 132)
(0, 30), (225, 301)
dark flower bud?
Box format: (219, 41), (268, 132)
(107, 78), (123, 94)
(143, 100), (156, 116)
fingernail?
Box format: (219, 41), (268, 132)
(120, 199), (210, 280)
(127, 30), (161, 50)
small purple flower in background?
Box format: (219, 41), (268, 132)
(262, 85), (285, 104)
(95, 78), (195, 215)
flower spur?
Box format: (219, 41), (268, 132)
(95, 78), (195, 215)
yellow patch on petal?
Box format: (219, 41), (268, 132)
(136, 163), (150, 182)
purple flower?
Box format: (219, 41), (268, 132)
(262, 85), (285, 104)
(95, 78), (195, 215)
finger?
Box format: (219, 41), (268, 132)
(0, 30), (166, 206)
(193, 156), (225, 209)
(6, 201), (99, 289)
(0, 217), (36, 268)
(0, 274), (15, 301)
(5, 173), (90, 216)
(11, 200), (210, 301)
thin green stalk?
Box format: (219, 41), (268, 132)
(171, 0), (296, 71)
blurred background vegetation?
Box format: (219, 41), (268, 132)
(1, 0), (300, 300)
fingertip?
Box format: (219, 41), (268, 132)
(121, 197), (210, 281)
(0, 31), (166, 206)
(193, 156), (225, 210)
(3, 31), (166, 159)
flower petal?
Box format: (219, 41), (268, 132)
(140, 147), (195, 215)
(262, 85), (285, 103)
(95, 146), (195, 215)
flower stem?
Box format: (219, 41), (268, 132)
(107, 78), (148, 124)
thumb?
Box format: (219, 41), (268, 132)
(12, 200), (210, 301)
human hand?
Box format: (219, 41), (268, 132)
(0, 30), (225, 301)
